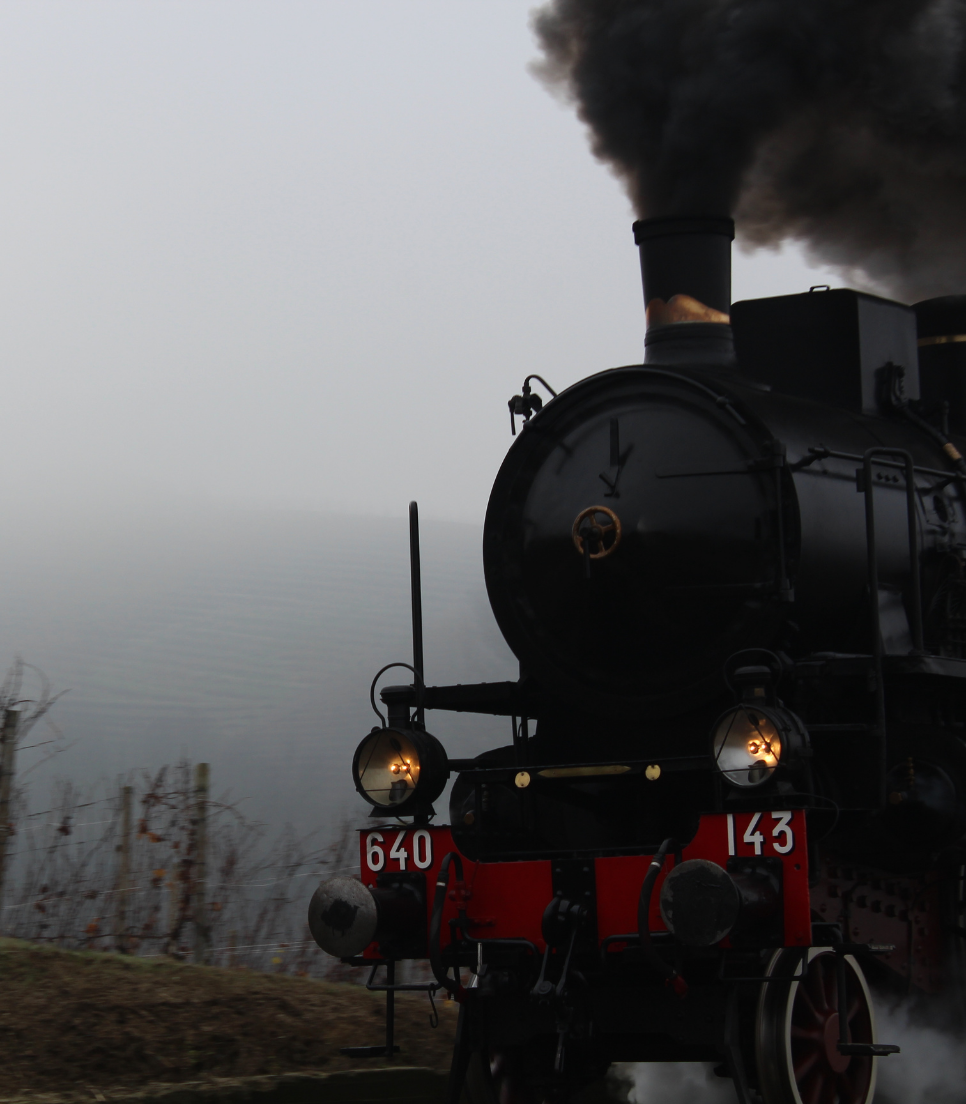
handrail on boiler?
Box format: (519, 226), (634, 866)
(856, 448), (924, 807)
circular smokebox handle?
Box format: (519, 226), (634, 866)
(572, 505), (622, 560)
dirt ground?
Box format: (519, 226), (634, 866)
(0, 940), (459, 1099)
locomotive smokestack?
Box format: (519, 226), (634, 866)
(632, 215), (735, 365)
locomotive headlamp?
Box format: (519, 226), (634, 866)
(351, 726), (449, 814)
(712, 707), (784, 789)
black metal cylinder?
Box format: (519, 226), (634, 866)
(914, 295), (966, 434)
(658, 859), (739, 946)
(658, 859), (781, 947)
(633, 216), (735, 366)
(632, 215), (735, 319)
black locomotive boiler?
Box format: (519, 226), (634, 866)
(309, 216), (966, 1104)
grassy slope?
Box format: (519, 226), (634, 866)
(0, 940), (458, 1098)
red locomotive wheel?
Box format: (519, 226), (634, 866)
(756, 948), (877, 1104)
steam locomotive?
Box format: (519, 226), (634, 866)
(308, 216), (966, 1104)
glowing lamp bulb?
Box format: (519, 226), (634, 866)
(712, 707), (783, 788)
(353, 729), (422, 806)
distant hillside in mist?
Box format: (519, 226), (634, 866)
(0, 499), (516, 833)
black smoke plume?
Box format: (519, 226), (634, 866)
(532, 0), (966, 302)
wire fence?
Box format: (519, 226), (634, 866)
(0, 760), (364, 979)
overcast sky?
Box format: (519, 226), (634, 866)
(0, 0), (842, 527)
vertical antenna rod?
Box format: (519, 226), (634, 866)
(409, 501), (425, 727)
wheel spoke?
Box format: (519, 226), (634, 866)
(807, 959), (829, 1013)
(837, 1068), (854, 1103)
(792, 1024), (824, 1042)
(822, 958), (838, 1012)
(793, 1047), (821, 1079)
(851, 1061), (872, 1100)
(796, 984), (822, 1024)
(847, 995), (862, 1023)
(801, 1068), (824, 1104)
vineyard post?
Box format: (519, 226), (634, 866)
(193, 762), (210, 965)
(115, 784), (133, 952)
(0, 709), (21, 921)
